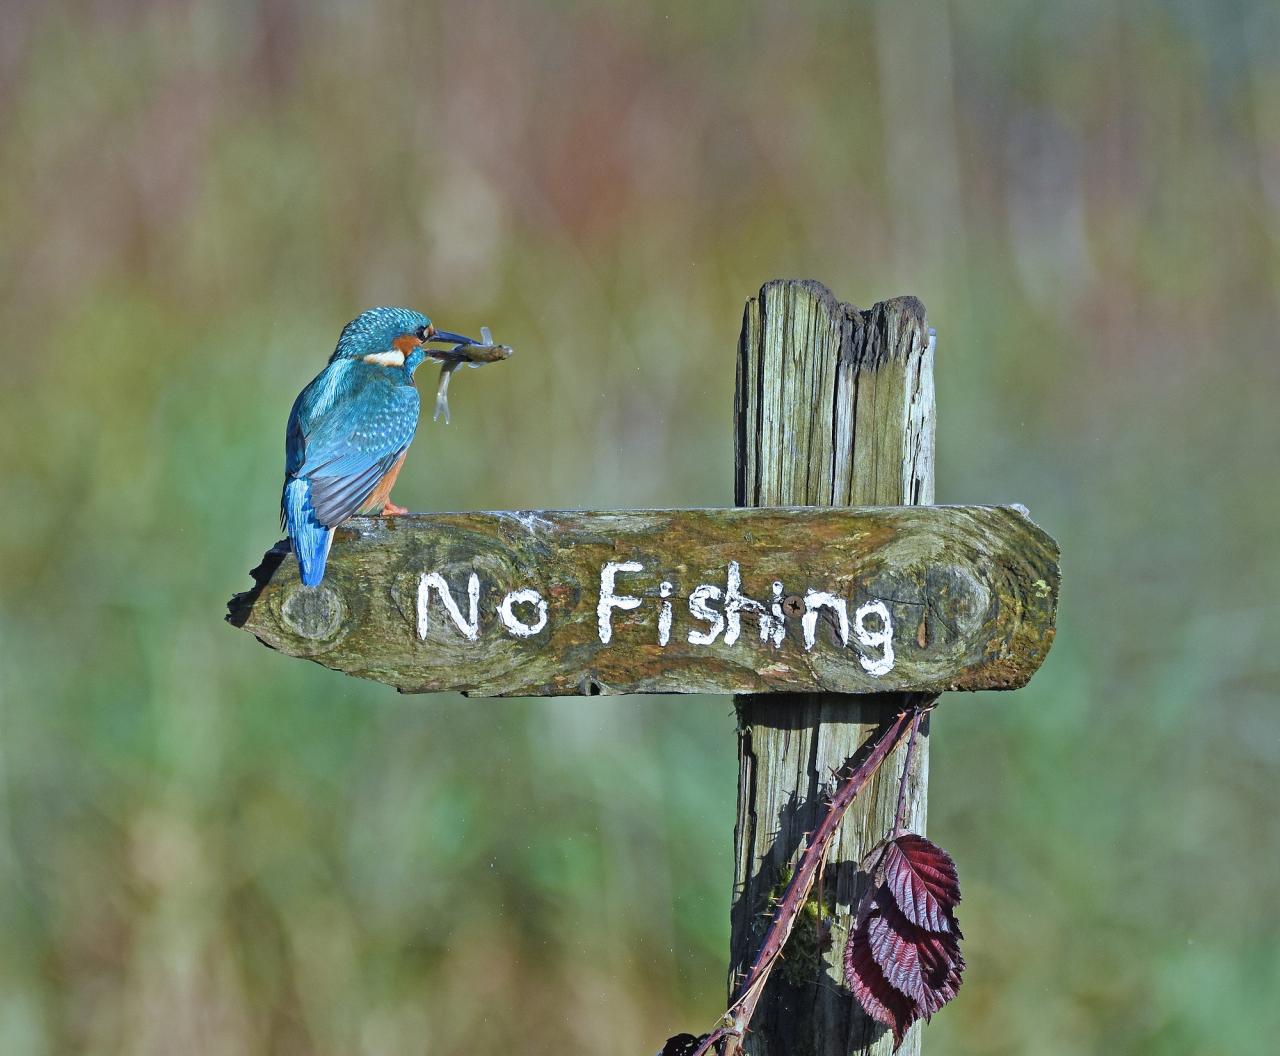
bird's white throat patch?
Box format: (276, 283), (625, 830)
(362, 349), (406, 368)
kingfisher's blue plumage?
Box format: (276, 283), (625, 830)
(282, 306), (476, 587)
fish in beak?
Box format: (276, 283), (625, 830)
(424, 326), (513, 424)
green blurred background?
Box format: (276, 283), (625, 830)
(2, 1), (1278, 1053)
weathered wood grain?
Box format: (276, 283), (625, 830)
(731, 283), (943, 1055)
(227, 505), (1057, 698)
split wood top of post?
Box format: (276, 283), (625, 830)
(227, 505), (1058, 698)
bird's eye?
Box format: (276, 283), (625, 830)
(415, 325), (429, 339)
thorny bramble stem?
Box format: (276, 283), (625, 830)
(892, 708), (925, 837)
(690, 1026), (733, 1056)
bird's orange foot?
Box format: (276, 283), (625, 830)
(381, 501), (409, 516)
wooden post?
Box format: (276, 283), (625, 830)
(731, 281), (936, 1055)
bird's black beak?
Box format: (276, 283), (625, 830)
(424, 328), (476, 346)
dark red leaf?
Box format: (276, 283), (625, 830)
(844, 917), (918, 1048)
(882, 834), (961, 933)
(866, 907), (941, 1007)
(913, 920), (964, 996)
(848, 836), (967, 1044)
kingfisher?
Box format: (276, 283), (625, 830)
(282, 306), (509, 587)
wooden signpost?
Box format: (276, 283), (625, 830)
(228, 281), (1060, 1055)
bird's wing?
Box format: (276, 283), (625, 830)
(285, 363), (421, 528)
(307, 448), (409, 526)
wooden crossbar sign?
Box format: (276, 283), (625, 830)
(227, 282), (1059, 1056)
(227, 505), (1056, 697)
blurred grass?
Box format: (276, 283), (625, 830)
(2, 1), (1279, 1053)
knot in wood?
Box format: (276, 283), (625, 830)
(280, 584), (345, 641)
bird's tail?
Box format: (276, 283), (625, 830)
(283, 478), (333, 588)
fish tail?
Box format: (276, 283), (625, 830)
(283, 477), (333, 588)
